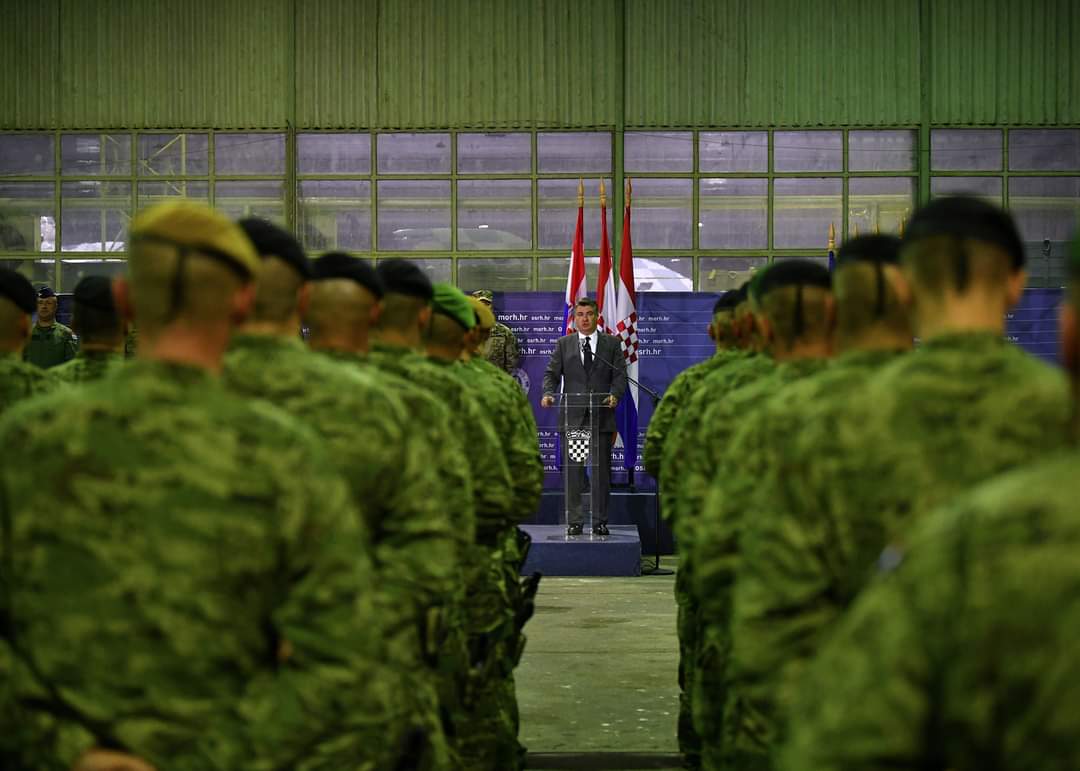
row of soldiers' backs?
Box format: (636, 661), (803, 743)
(0, 202), (542, 771)
(644, 195), (1079, 771)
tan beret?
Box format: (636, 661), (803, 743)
(468, 296), (495, 330)
(129, 202), (260, 279)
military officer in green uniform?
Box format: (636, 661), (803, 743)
(0, 268), (60, 416)
(23, 285), (78, 368)
(472, 289), (520, 375)
(52, 275), (126, 384)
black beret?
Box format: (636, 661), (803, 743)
(712, 290), (741, 315)
(37, 285), (56, 299)
(311, 251), (383, 298)
(238, 217), (310, 279)
(0, 268), (36, 314)
(376, 259), (434, 301)
(73, 275), (116, 312)
(757, 259), (833, 298)
(903, 195), (1025, 269)
(837, 234), (902, 267)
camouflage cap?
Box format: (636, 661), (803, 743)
(73, 275), (116, 312)
(468, 296), (495, 329)
(432, 283), (476, 330)
(0, 268), (36, 314)
(471, 289), (494, 304)
(129, 201), (260, 279)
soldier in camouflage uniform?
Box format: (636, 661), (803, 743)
(0, 203), (419, 771)
(23, 285), (78, 368)
(0, 268), (60, 416)
(52, 276), (126, 384)
(778, 232), (1080, 771)
(222, 225), (454, 766)
(472, 289), (520, 375)
(713, 236), (913, 769)
(689, 261), (836, 771)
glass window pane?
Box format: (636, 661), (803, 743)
(457, 133), (531, 174)
(1009, 129), (1080, 171)
(0, 258), (54, 288)
(699, 257), (768, 292)
(1008, 177), (1080, 244)
(537, 133), (611, 173)
(700, 131), (768, 172)
(629, 178), (692, 249)
(848, 177), (916, 236)
(0, 135), (55, 175)
(214, 180), (286, 224)
(298, 133), (371, 174)
(457, 180), (531, 250)
(458, 258), (532, 291)
(775, 131), (842, 172)
(931, 129), (1002, 171)
(61, 134), (132, 176)
(60, 182), (131, 252)
(538, 256), (600, 292)
(848, 130), (917, 171)
(61, 258), (126, 292)
(137, 181), (210, 208)
(634, 256), (693, 291)
(377, 133), (451, 174)
(298, 180), (371, 252)
(375, 257), (450, 284)
(773, 178), (842, 249)
(537, 179), (613, 251)
(625, 132), (693, 172)
(930, 176), (1002, 204)
(137, 133), (209, 176)
(377, 180), (451, 251)
(699, 178), (767, 249)
(214, 133), (286, 175)
(0, 183), (55, 252)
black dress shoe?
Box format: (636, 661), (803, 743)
(566, 523), (584, 536)
(593, 523), (610, 536)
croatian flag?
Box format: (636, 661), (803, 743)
(615, 180), (640, 470)
(596, 180), (618, 336)
(564, 179), (588, 335)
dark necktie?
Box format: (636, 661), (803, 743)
(583, 336), (593, 371)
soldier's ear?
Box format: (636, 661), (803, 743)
(296, 282), (311, 318)
(1059, 303), (1078, 376)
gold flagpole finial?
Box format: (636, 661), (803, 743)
(599, 178), (607, 207)
(827, 222), (836, 251)
(577, 178), (584, 207)
(625, 178), (632, 207)
(899, 212), (907, 237)
(852, 222), (860, 238)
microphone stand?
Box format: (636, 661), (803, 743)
(592, 348), (672, 576)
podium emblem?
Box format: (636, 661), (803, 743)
(566, 429), (591, 463)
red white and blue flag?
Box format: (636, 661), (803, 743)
(563, 179), (588, 335)
(615, 180), (640, 470)
(596, 180), (618, 336)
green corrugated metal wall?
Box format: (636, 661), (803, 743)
(1, 0), (1077, 130)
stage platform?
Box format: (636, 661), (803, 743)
(520, 525), (641, 577)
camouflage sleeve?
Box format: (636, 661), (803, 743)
(504, 325), (521, 373)
(63, 331), (79, 363)
(660, 383), (711, 532)
(643, 368), (692, 480)
(462, 392), (515, 535)
(508, 385), (543, 523)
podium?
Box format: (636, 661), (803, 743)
(554, 392), (612, 533)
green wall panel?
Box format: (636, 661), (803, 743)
(295, 0), (378, 128)
(1, 0), (60, 129)
(57, 0), (290, 128)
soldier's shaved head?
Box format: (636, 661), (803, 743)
(0, 297), (30, 350)
(250, 256), (306, 324)
(305, 278), (379, 353)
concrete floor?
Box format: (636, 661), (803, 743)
(516, 557), (683, 770)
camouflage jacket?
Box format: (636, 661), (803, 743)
(781, 447), (1080, 771)
(51, 349), (124, 384)
(0, 359), (414, 771)
(224, 334), (458, 667)
(722, 348), (909, 760)
(23, 322), (77, 369)
(0, 351), (60, 418)
(484, 321), (520, 375)
(643, 349), (739, 482)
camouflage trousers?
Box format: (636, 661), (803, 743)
(692, 624), (731, 771)
(675, 561), (702, 769)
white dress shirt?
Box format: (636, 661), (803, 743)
(577, 330), (599, 366)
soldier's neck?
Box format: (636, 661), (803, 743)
(239, 318), (300, 339)
(373, 329), (420, 351)
(838, 327), (913, 355)
(425, 343), (461, 363)
(139, 325), (230, 374)
(914, 294), (1008, 340)
(36, 318), (55, 329)
(772, 337), (832, 362)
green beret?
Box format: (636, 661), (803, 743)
(432, 283), (476, 330)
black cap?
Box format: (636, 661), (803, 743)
(311, 251), (383, 298)
(238, 218), (310, 279)
(37, 285), (56, 300)
(712, 290), (741, 315)
(73, 275), (116, 312)
(376, 259), (434, 301)
(903, 195), (1025, 269)
(757, 259), (832, 298)
(0, 268), (36, 314)
(837, 234), (902, 267)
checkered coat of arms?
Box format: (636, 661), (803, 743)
(566, 429), (592, 463)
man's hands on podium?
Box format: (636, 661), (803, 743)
(541, 395), (555, 408)
(603, 395), (618, 408)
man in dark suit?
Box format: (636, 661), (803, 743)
(542, 297), (628, 536)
